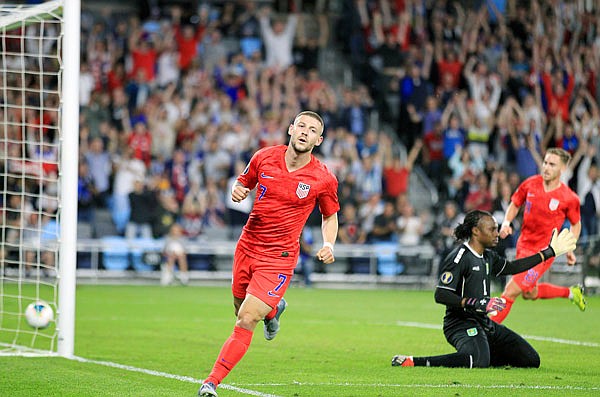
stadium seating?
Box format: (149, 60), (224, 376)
(101, 236), (130, 270)
(375, 242), (404, 276)
(129, 238), (163, 272)
(93, 209), (119, 238)
(187, 254), (214, 271)
(398, 245), (436, 276)
(77, 222), (93, 239)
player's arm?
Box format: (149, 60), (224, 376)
(497, 228), (577, 275)
(316, 213), (338, 264)
(499, 201), (520, 238)
(566, 220), (581, 265)
(233, 153), (260, 202)
(434, 250), (467, 309)
(434, 287), (463, 308)
(436, 285), (507, 313)
(570, 221), (581, 241)
(435, 258), (506, 314)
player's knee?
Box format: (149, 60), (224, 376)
(459, 345), (490, 368)
(517, 349), (540, 368)
(236, 311), (262, 330)
(528, 351), (541, 368)
(471, 353), (491, 368)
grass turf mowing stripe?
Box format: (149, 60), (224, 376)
(396, 321), (600, 347)
(70, 355), (282, 397)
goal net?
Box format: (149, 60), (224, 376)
(0, 0), (79, 357)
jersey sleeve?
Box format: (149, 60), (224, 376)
(566, 191), (581, 225)
(317, 173), (340, 217)
(511, 177), (532, 207)
(437, 246), (466, 292)
(237, 149), (261, 190)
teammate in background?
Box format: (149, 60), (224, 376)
(199, 111), (339, 397)
(392, 210), (577, 368)
(492, 148), (586, 324)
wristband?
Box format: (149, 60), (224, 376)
(232, 182), (244, 194)
(501, 220), (511, 229)
(540, 246), (555, 261)
(323, 242), (334, 253)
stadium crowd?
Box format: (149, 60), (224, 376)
(2, 0), (600, 275)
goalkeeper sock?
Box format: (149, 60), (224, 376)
(205, 326), (253, 386)
(414, 353), (473, 368)
(536, 283), (569, 299)
(491, 295), (514, 324)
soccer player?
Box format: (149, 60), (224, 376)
(198, 111), (339, 397)
(391, 210), (576, 368)
(492, 147), (586, 324)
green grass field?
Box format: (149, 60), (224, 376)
(1, 284), (599, 396)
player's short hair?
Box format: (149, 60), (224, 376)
(294, 111), (324, 134)
(546, 147), (571, 165)
(454, 210), (493, 241)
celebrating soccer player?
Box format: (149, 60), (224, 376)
(198, 111), (339, 397)
(391, 210), (577, 368)
(492, 147), (586, 324)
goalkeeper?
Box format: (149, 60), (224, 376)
(391, 210), (577, 368)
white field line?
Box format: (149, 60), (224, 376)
(5, 352), (599, 393)
(233, 382), (600, 391)
(41, 320), (597, 395)
(396, 321), (600, 347)
(69, 355), (282, 397)
(68, 355), (600, 393)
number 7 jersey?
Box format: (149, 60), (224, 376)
(236, 145), (339, 265)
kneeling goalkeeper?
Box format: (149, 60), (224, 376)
(392, 210), (577, 368)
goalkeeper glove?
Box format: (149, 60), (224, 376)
(464, 297), (506, 315)
(540, 228), (577, 259)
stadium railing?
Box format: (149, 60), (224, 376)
(67, 236), (439, 288)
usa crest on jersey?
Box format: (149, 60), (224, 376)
(549, 198), (559, 211)
(296, 182), (310, 199)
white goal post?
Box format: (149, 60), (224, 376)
(0, 0), (79, 357)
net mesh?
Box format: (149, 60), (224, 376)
(0, 0), (63, 355)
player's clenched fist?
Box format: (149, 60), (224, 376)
(499, 221), (513, 239)
(316, 244), (335, 264)
(231, 184), (250, 202)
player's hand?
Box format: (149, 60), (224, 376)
(485, 297), (506, 316)
(464, 297), (506, 315)
(316, 245), (335, 264)
(499, 222), (512, 239)
(231, 185), (250, 202)
(548, 228), (577, 257)
(566, 251), (577, 266)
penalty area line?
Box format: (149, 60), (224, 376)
(396, 321), (599, 347)
(69, 355), (282, 397)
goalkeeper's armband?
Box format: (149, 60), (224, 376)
(539, 246), (555, 262)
